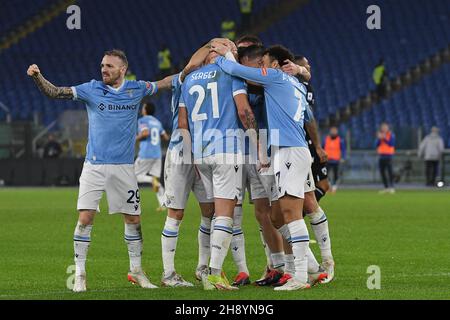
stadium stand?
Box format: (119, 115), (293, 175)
(348, 63), (450, 149)
(260, 0), (450, 123)
(0, 0), (448, 147)
(0, 0), (55, 36)
(0, 0), (275, 130)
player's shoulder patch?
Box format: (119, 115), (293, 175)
(261, 67), (268, 76)
(144, 81), (157, 94)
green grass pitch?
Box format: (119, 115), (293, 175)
(0, 187), (449, 300)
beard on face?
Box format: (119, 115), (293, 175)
(102, 71), (121, 86)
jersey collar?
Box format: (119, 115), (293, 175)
(106, 79), (126, 92)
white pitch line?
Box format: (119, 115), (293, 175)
(1, 273), (449, 298)
(0, 287), (154, 298)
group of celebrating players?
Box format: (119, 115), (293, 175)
(27, 34), (335, 292)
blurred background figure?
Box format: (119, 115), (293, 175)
(418, 126), (445, 186)
(157, 44), (172, 78)
(323, 126), (346, 193)
(376, 123), (396, 193)
(373, 58), (387, 99)
(238, 0), (253, 31)
(125, 69), (137, 81)
(135, 100), (170, 211)
(43, 133), (62, 159)
(221, 17), (236, 41)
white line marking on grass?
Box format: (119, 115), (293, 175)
(1, 273), (449, 298)
(338, 272), (450, 280)
(0, 287), (147, 298)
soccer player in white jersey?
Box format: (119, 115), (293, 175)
(27, 49), (173, 292)
(178, 48), (258, 290)
(135, 100), (170, 211)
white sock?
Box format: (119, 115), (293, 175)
(73, 222), (92, 276)
(284, 254), (295, 276)
(306, 246), (320, 273)
(210, 215), (216, 234)
(125, 223), (143, 272)
(307, 207), (333, 261)
(230, 206), (249, 274)
(161, 217), (181, 277)
(209, 216), (233, 274)
(156, 185), (166, 207)
(271, 252), (285, 272)
(197, 215), (211, 268)
(277, 224), (291, 242)
(287, 219), (309, 283)
(259, 227), (273, 268)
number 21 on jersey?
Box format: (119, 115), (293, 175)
(189, 82), (219, 122)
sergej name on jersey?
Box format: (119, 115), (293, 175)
(190, 70), (217, 81)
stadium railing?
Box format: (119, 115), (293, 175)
(339, 150), (450, 185)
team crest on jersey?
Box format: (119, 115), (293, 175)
(127, 89), (134, 97)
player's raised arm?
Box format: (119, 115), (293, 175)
(154, 75), (174, 91)
(212, 44), (278, 86)
(180, 43), (211, 82)
(281, 59), (311, 81)
(27, 64), (74, 99)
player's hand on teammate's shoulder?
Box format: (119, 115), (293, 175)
(281, 60), (297, 75)
(282, 60), (307, 77)
(27, 64), (41, 77)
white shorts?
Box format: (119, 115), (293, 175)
(273, 147), (312, 199)
(164, 149), (211, 209)
(236, 163), (249, 205)
(304, 168), (316, 193)
(196, 154), (243, 201)
(134, 158), (161, 178)
(77, 162), (141, 215)
(244, 163), (278, 202)
(259, 171), (279, 203)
